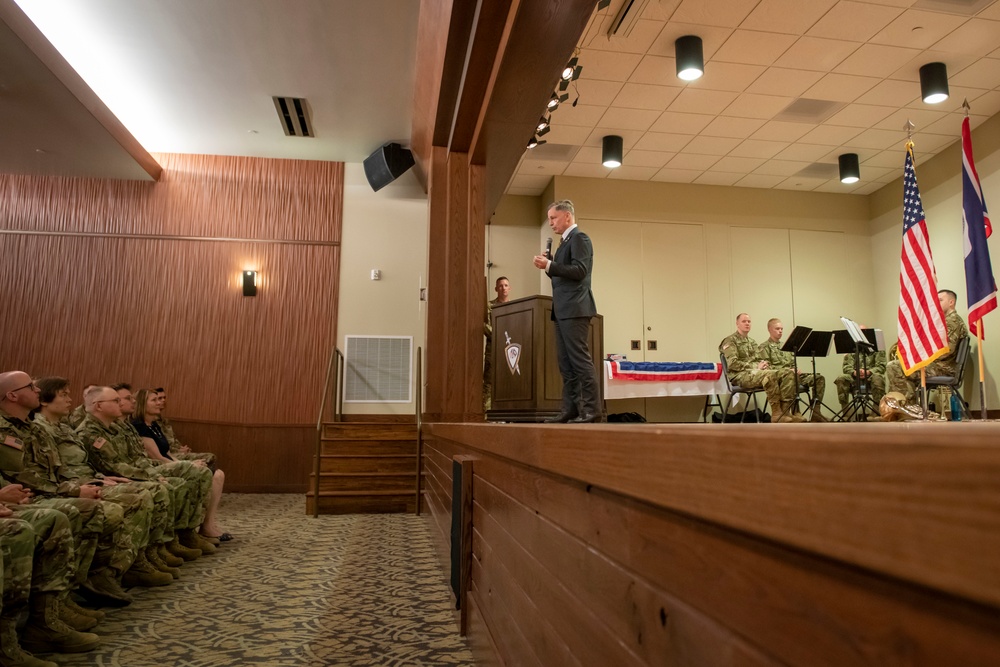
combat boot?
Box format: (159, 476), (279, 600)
(167, 536), (201, 561)
(771, 400), (803, 423)
(57, 598), (99, 631)
(179, 528), (216, 555)
(79, 570), (132, 608)
(157, 542), (184, 567)
(64, 596), (104, 622)
(122, 551), (173, 588)
(809, 404), (829, 422)
(146, 545), (180, 579)
(0, 616), (58, 667)
(21, 593), (100, 654)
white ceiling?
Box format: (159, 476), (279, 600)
(510, 0), (1000, 197)
(6, 0), (419, 173)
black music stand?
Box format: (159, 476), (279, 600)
(832, 324), (879, 422)
(778, 326), (813, 418)
(797, 329), (835, 419)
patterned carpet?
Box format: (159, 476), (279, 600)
(57, 494), (474, 667)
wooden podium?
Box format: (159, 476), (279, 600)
(487, 295), (603, 422)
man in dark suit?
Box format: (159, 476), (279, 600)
(533, 200), (600, 423)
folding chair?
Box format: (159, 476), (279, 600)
(709, 353), (769, 423)
(924, 336), (972, 418)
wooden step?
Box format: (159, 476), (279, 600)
(322, 423), (416, 440)
(319, 439), (416, 456)
(310, 471), (420, 492)
(305, 490), (416, 515)
(318, 455), (416, 474)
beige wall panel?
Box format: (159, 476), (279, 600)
(486, 225), (543, 302)
(728, 227), (793, 346)
(581, 219), (645, 359)
(641, 223), (707, 361)
(704, 224), (735, 359)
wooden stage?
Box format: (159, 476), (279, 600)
(422, 421), (1000, 667)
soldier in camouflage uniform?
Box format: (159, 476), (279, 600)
(886, 289), (968, 411)
(757, 318), (828, 422)
(155, 388), (216, 468)
(0, 372), (130, 613)
(76, 387), (208, 562)
(483, 277), (511, 413)
(720, 313), (804, 423)
(835, 348), (887, 411)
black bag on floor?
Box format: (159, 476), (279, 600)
(711, 409), (770, 423)
(607, 412), (646, 423)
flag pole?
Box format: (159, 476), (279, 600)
(921, 368), (928, 419)
(978, 323), (987, 420)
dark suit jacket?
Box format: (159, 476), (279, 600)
(547, 227), (597, 320)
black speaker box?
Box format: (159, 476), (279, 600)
(363, 142), (415, 192)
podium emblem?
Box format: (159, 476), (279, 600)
(503, 331), (521, 375)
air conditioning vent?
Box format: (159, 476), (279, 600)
(272, 96), (314, 137)
(912, 0), (992, 16)
(794, 163), (839, 179)
(344, 336), (413, 403)
(774, 98), (844, 124)
(607, 0), (650, 38)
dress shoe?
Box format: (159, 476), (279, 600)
(568, 413), (599, 424)
(543, 412), (577, 423)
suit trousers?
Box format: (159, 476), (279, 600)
(554, 316), (599, 416)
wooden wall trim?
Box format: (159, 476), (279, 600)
(0, 228), (339, 246)
(426, 422), (1000, 610)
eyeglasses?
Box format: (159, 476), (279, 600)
(94, 398), (122, 405)
(11, 382), (38, 393)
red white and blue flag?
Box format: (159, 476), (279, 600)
(961, 116), (996, 338)
(608, 361), (721, 382)
(897, 142), (948, 376)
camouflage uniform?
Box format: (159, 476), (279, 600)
(67, 404), (87, 429)
(835, 350), (886, 409)
(1, 510), (75, 604)
(159, 416), (216, 468)
(720, 332), (801, 421)
(886, 310), (968, 407)
(757, 339), (827, 411)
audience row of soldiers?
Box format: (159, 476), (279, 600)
(0, 373), (226, 667)
(719, 290), (969, 422)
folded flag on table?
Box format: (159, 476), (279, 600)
(608, 361), (722, 382)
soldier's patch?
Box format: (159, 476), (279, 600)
(2, 435), (23, 450)
(722, 344), (730, 350)
(93, 437), (106, 450)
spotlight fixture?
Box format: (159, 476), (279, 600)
(919, 62), (949, 104)
(838, 153), (860, 184)
(527, 136), (546, 150)
(559, 56), (583, 92)
(242, 270), (258, 297)
(547, 92), (569, 111)
(602, 135), (623, 168)
(536, 116), (550, 133)
(675, 35), (704, 81)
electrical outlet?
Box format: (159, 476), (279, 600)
(630, 340), (640, 350)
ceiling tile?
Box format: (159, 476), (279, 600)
(701, 116), (768, 138)
(574, 79), (626, 107)
(889, 51), (978, 83)
(798, 124), (863, 144)
(572, 146), (604, 163)
(668, 153), (722, 170)
(803, 73), (881, 102)
(754, 159), (814, 176)
(773, 36), (862, 71)
(622, 150), (674, 168)
(584, 128), (647, 149)
(746, 67), (825, 97)
(651, 167), (702, 183)
(931, 19), (1000, 58)
(649, 111), (717, 134)
(950, 57), (1000, 90)
(854, 181), (888, 195)
(633, 132), (695, 152)
(855, 79), (920, 106)
(641, 0), (685, 21)
(734, 173), (787, 188)
(864, 149), (908, 168)
(612, 83), (682, 110)
(578, 49), (643, 82)
(774, 142), (835, 161)
(813, 179), (868, 193)
(854, 164), (895, 181)
(750, 120), (816, 141)
(964, 90), (1000, 117)
(629, 55), (677, 86)
(729, 138), (788, 158)
(740, 0), (840, 35)
(873, 107), (949, 132)
(908, 132), (959, 153)
(869, 9), (967, 49)
(777, 175), (828, 190)
(671, 0), (760, 28)
(977, 1), (1000, 19)
(667, 88), (740, 114)
(563, 163), (612, 179)
(904, 86), (995, 114)
(583, 19), (665, 55)
(647, 23), (735, 60)
(510, 174), (555, 190)
(518, 160), (569, 176)
(506, 186), (546, 196)
(597, 107), (662, 131)
(849, 128), (906, 149)
(714, 30), (798, 65)
(540, 124), (595, 146)
(553, 104), (607, 128)
(608, 165), (660, 180)
(709, 155), (767, 172)
(722, 93), (795, 119)
(693, 61), (767, 92)
(834, 43), (922, 77)
(807, 1), (904, 41)
(826, 103), (898, 127)
(695, 171), (745, 185)
(683, 135), (743, 155)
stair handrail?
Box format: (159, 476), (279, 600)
(415, 345), (423, 515)
(313, 345), (342, 518)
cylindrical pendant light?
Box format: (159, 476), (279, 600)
(602, 135), (623, 168)
(675, 35), (704, 81)
(839, 153), (860, 184)
(919, 62), (949, 104)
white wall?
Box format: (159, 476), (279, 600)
(487, 194), (546, 299)
(338, 163), (429, 415)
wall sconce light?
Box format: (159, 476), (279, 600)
(242, 270), (258, 297)
(839, 153), (860, 184)
(602, 135), (623, 168)
(919, 62), (949, 104)
(675, 35), (704, 81)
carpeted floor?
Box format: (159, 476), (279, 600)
(57, 494), (474, 667)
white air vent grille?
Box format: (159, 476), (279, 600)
(774, 98), (844, 124)
(913, 0), (992, 15)
(344, 336), (412, 403)
(272, 96), (314, 137)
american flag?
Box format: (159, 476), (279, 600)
(962, 116), (996, 338)
(897, 142), (948, 375)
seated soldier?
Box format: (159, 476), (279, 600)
(720, 313), (803, 423)
(155, 387), (216, 469)
(66, 384), (95, 430)
(885, 289), (968, 414)
(134, 388), (231, 542)
(835, 347), (886, 412)
(756, 318), (828, 422)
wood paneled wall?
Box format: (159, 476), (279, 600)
(423, 422), (1000, 666)
(0, 154), (342, 489)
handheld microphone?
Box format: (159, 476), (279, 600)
(544, 237), (553, 259)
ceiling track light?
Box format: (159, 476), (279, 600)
(919, 62), (949, 104)
(547, 92), (569, 111)
(675, 35), (704, 81)
(536, 116), (551, 133)
(527, 136), (546, 150)
(838, 153), (860, 184)
(602, 135), (623, 168)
